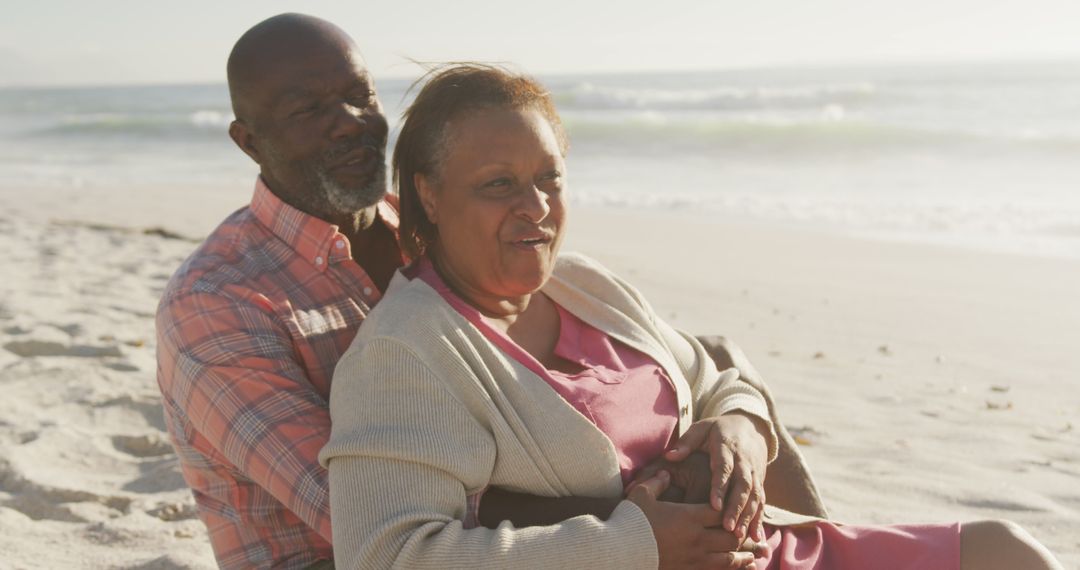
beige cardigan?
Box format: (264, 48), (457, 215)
(320, 253), (789, 569)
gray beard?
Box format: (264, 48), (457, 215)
(261, 136), (388, 217)
(316, 165), (387, 213)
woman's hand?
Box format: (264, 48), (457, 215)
(628, 471), (763, 569)
(663, 412), (770, 542)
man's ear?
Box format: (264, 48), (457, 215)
(229, 120), (262, 165)
(414, 173), (439, 224)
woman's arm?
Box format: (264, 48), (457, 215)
(578, 257), (778, 542)
(320, 338), (659, 569)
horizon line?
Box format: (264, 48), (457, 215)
(2, 53), (1079, 91)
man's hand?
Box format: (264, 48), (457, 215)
(663, 412), (770, 542)
(629, 451), (712, 504)
(628, 471), (764, 569)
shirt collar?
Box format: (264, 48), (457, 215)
(249, 177), (401, 272)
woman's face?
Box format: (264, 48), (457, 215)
(417, 106), (567, 307)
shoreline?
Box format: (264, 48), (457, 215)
(5, 180), (1079, 263)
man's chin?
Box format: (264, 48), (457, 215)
(321, 172), (387, 213)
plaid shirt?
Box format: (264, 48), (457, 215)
(156, 178), (401, 569)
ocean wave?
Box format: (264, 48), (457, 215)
(561, 112), (1080, 154)
(21, 108), (1080, 155)
(554, 81), (879, 112)
(567, 191), (1080, 259)
(22, 110), (233, 140)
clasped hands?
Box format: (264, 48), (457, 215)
(626, 412), (770, 569)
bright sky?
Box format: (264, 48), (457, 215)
(3, 0), (1080, 87)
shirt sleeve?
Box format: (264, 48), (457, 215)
(157, 290), (333, 541)
(319, 337), (659, 570)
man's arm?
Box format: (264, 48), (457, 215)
(477, 489), (621, 529)
(476, 335), (831, 527)
(695, 335), (829, 519)
(158, 291), (333, 541)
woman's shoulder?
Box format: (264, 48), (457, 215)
(549, 252), (650, 315)
(552, 250), (609, 275)
(349, 271), (457, 350)
(550, 251), (624, 292)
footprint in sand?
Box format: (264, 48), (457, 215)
(52, 322), (84, 337)
(956, 497), (1044, 513)
(94, 395), (167, 432)
(109, 428), (187, 494)
(0, 458), (132, 523)
(147, 500), (199, 522)
(4, 339), (123, 358)
(104, 361), (141, 372)
(120, 552), (208, 570)
(121, 457), (189, 494)
(111, 434), (174, 458)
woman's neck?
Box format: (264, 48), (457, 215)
(426, 254), (564, 368)
(429, 254), (531, 327)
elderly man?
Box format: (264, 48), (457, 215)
(156, 13), (825, 569)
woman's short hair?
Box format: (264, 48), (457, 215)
(393, 63), (569, 259)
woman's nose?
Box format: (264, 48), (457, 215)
(516, 184), (551, 223)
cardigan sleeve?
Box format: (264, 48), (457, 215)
(574, 254), (780, 463)
(319, 337), (659, 570)
(664, 325), (780, 463)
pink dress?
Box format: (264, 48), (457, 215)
(406, 258), (961, 570)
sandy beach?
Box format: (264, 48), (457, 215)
(0, 187), (1076, 567)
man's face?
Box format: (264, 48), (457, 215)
(247, 41), (389, 215)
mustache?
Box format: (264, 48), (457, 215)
(319, 132), (385, 165)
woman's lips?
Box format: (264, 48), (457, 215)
(510, 233), (554, 250)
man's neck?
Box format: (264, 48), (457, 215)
(261, 175), (401, 291)
(261, 175), (381, 237)
(327, 205), (380, 238)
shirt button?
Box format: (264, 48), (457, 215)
(680, 405), (689, 415)
(314, 256), (324, 266)
(335, 240), (345, 249)
(363, 286), (373, 296)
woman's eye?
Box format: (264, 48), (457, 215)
(538, 171), (563, 188)
(484, 178), (512, 188)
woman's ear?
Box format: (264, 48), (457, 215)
(414, 173), (439, 224)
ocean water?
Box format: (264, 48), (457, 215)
(2, 60), (1079, 258)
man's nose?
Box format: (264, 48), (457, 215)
(329, 102), (384, 141)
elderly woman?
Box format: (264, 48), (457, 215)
(319, 65), (1062, 569)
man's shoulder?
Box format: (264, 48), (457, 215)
(160, 206), (283, 306)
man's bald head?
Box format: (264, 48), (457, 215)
(227, 13), (361, 126)
(224, 13), (388, 225)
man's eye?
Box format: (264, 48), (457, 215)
(291, 103), (319, 117)
(539, 170), (562, 182)
(484, 178), (512, 188)
(348, 91), (376, 107)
